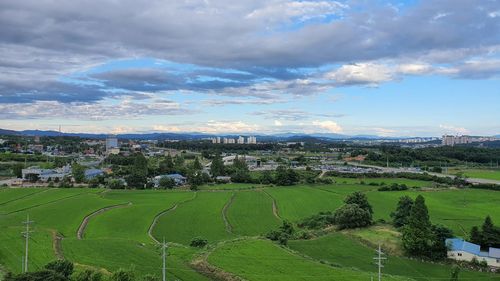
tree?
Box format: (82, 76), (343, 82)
(275, 166), (299, 186)
(4, 270), (67, 281)
(260, 170), (274, 184)
(430, 224), (453, 260)
(74, 269), (103, 281)
(210, 153), (225, 177)
(266, 221), (295, 245)
(192, 157), (203, 171)
(158, 176), (175, 189)
(126, 170), (147, 189)
(159, 155), (174, 174)
(109, 269), (134, 281)
(391, 196), (414, 228)
(344, 191), (373, 216)
(450, 265), (460, 281)
(230, 157), (251, 183)
(333, 203), (372, 230)
(470, 226), (482, 245)
(44, 260), (73, 278)
(142, 275), (160, 281)
(12, 163), (24, 178)
(25, 173), (39, 183)
(72, 163), (86, 183)
(402, 195), (433, 257)
(106, 179), (125, 189)
(481, 215), (498, 248)
(190, 237), (208, 248)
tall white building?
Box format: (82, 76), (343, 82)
(247, 136), (257, 144)
(106, 135), (118, 151)
(237, 136), (245, 144)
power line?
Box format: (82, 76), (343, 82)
(373, 243), (386, 281)
(21, 214), (34, 273)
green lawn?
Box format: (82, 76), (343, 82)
(289, 232), (500, 281)
(198, 183), (263, 190)
(454, 169), (500, 181)
(208, 239), (406, 281)
(332, 177), (437, 187)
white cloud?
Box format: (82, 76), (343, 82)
(274, 120), (283, 126)
(325, 63), (394, 86)
(312, 120), (343, 133)
(439, 124), (469, 135)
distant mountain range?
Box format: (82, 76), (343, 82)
(0, 128), (442, 142)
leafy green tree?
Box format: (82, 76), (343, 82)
(230, 157), (251, 183)
(125, 170), (147, 189)
(12, 163), (24, 178)
(142, 275), (160, 281)
(44, 260), (73, 278)
(402, 195), (433, 257)
(344, 191), (373, 216)
(259, 170), (274, 184)
(158, 177), (175, 189)
(275, 166), (299, 186)
(430, 224), (453, 260)
(266, 221), (295, 245)
(72, 163), (86, 183)
(190, 237), (208, 248)
(4, 270), (67, 281)
(210, 153), (225, 177)
(159, 155), (174, 174)
(391, 196), (414, 228)
(73, 269), (103, 281)
(106, 179), (125, 189)
(173, 155), (185, 171)
(333, 203), (372, 229)
(109, 269), (134, 281)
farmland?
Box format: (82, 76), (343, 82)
(1, 182), (500, 280)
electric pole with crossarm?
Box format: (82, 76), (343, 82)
(22, 214), (34, 273)
(373, 243), (386, 281)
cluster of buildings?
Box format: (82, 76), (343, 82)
(446, 238), (500, 268)
(210, 136), (257, 144)
(442, 135), (498, 146)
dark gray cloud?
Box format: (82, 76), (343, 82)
(0, 0), (499, 104)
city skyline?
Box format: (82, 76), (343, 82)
(1, 0), (499, 136)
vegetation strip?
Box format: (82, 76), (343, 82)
(76, 202), (132, 239)
(262, 190), (281, 220)
(51, 230), (64, 260)
(222, 193), (236, 234)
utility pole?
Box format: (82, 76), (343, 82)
(373, 244), (386, 281)
(162, 237), (167, 281)
(22, 214), (34, 273)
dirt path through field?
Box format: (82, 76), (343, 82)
(222, 193), (236, 234)
(77, 202), (131, 239)
(51, 230), (64, 260)
(263, 190), (281, 220)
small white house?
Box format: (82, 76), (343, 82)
(446, 238), (500, 267)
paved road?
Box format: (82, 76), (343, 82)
(345, 162), (500, 185)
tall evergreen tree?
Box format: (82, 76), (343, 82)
(469, 226), (482, 245)
(391, 196), (414, 228)
(402, 195), (433, 257)
(481, 216), (499, 248)
(210, 153), (225, 177)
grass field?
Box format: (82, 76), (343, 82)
(332, 177), (437, 187)
(207, 239), (406, 281)
(151, 191), (235, 245)
(451, 168), (500, 181)
(289, 232), (500, 281)
(1, 183), (500, 280)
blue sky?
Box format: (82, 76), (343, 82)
(0, 0), (499, 136)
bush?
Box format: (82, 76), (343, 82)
(298, 211), (335, 229)
(190, 237), (208, 248)
(333, 204), (372, 230)
(44, 260), (73, 278)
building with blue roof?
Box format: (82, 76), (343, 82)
(446, 238), (500, 267)
(153, 173), (187, 188)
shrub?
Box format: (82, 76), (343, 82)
(190, 237), (208, 248)
(333, 204), (372, 230)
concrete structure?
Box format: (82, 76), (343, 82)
(442, 135), (498, 146)
(237, 136), (245, 144)
(247, 136), (257, 144)
(153, 173), (187, 187)
(223, 137), (236, 144)
(22, 165), (71, 182)
(106, 135), (119, 152)
(84, 169), (104, 180)
(222, 155), (258, 167)
(446, 238), (500, 267)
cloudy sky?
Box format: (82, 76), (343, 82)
(1, 0), (499, 136)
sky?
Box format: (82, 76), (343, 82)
(0, 0), (499, 137)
